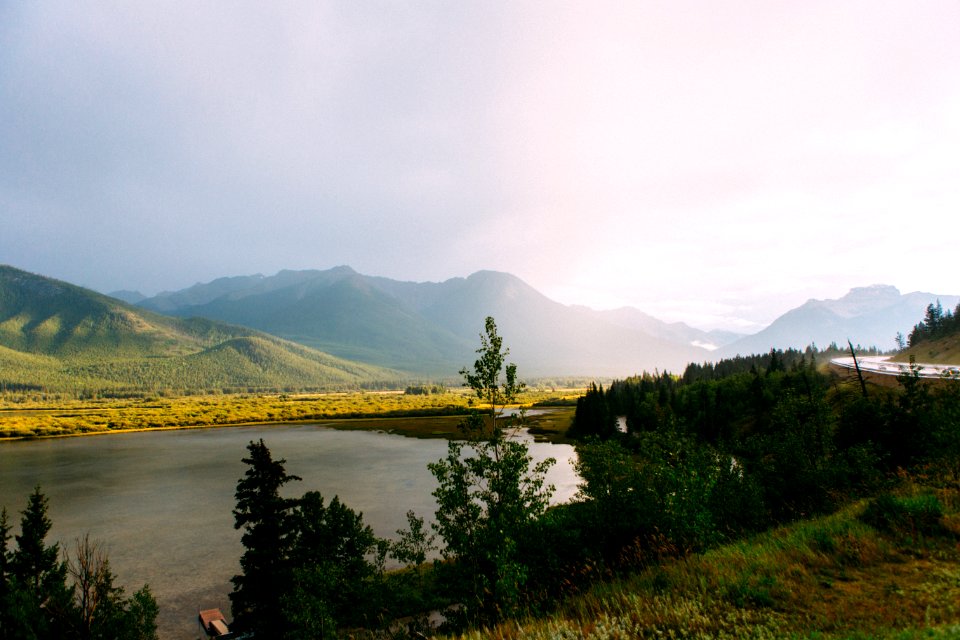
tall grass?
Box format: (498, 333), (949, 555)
(445, 482), (960, 640)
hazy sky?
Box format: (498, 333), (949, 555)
(2, 2), (958, 331)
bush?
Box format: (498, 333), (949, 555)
(860, 493), (943, 538)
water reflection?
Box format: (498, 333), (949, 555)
(0, 424), (578, 639)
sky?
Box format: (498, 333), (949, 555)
(1, 2), (958, 332)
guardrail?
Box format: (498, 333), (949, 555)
(830, 357), (960, 380)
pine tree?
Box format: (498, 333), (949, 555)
(0, 508), (11, 637)
(570, 383), (616, 439)
(9, 487), (72, 638)
(230, 439), (301, 636)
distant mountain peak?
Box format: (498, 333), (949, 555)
(465, 269), (520, 283)
(462, 271), (543, 304)
(843, 284), (901, 300)
(721, 284), (958, 356)
(330, 265), (357, 275)
(810, 284), (903, 318)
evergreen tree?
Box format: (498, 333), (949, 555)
(9, 486), (72, 638)
(11, 488), (64, 597)
(0, 507), (11, 637)
(230, 439), (301, 636)
(569, 383), (616, 439)
(927, 300), (944, 333)
(908, 299), (956, 346)
(767, 348), (784, 374)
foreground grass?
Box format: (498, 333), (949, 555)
(450, 478), (960, 640)
(0, 389), (580, 440)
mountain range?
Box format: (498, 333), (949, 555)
(1, 263), (956, 395)
(135, 267), (712, 377)
(132, 267), (958, 375)
(716, 285), (960, 358)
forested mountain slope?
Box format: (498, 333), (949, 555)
(137, 267), (707, 376)
(0, 265), (397, 395)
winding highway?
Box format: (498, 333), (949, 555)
(831, 356), (960, 380)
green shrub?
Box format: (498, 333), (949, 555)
(861, 493), (943, 538)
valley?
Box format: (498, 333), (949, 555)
(3, 263), (958, 400)
(3, 263), (960, 639)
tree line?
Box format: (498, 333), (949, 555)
(570, 346), (960, 531)
(908, 300), (960, 347)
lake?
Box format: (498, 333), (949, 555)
(0, 423), (579, 639)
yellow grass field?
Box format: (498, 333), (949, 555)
(0, 389), (580, 441)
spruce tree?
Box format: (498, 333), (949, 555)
(230, 439), (301, 636)
(9, 487), (72, 638)
(0, 508), (11, 637)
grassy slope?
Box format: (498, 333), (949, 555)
(0, 265), (399, 394)
(451, 482), (960, 640)
(157, 272), (474, 374)
(0, 344), (63, 390)
(53, 335), (396, 393)
(893, 334), (960, 365)
(0, 266), (229, 359)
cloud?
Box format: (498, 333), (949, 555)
(1, 1), (958, 320)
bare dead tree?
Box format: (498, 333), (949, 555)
(848, 339), (868, 399)
(66, 533), (110, 633)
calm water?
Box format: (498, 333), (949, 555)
(0, 424), (579, 639)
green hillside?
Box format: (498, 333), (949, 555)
(0, 265), (399, 396)
(893, 333), (960, 365)
(0, 265), (246, 359)
(891, 301), (960, 364)
(449, 491), (960, 639)
(156, 270), (473, 374)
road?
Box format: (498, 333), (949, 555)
(831, 356), (960, 380)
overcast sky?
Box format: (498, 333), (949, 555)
(2, 2), (958, 331)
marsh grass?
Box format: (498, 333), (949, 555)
(0, 390), (581, 440)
